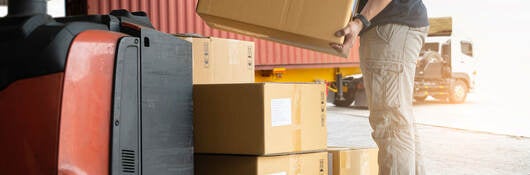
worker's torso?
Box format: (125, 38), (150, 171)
(358, 0), (429, 31)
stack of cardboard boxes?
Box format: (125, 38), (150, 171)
(188, 0), (379, 174)
(194, 82), (329, 175)
(185, 35), (379, 175)
(185, 37), (329, 174)
(182, 34), (329, 175)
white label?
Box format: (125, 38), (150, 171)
(268, 172), (287, 175)
(271, 98), (292, 127)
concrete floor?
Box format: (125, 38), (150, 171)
(327, 102), (530, 175)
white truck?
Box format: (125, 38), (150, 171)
(414, 35), (477, 103)
(332, 17), (478, 107)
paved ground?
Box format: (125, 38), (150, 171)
(327, 105), (530, 175)
(413, 93), (530, 138)
(332, 93), (530, 137)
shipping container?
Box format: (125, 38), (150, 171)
(81, 0), (360, 70)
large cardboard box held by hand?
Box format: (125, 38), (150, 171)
(196, 152), (329, 175)
(193, 83), (327, 155)
(328, 147), (379, 175)
(179, 36), (255, 84)
(196, 0), (355, 57)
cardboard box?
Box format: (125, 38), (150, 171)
(328, 147), (379, 175)
(428, 17), (452, 36)
(196, 152), (329, 175)
(193, 83), (327, 155)
(179, 36), (255, 84)
(196, 0), (356, 57)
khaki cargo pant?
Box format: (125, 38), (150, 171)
(359, 24), (428, 175)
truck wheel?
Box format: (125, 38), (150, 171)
(333, 89), (355, 107)
(449, 80), (468, 103)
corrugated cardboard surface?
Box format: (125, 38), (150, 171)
(328, 147), (378, 175)
(196, 0), (354, 57)
(181, 36), (255, 84)
(428, 17), (452, 36)
(193, 83), (327, 155)
(196, 152), (329, 175)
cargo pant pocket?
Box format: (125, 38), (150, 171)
(376, 24), (400, 43)
(364, 61), (403, 111)
(361, 24), (409, 64)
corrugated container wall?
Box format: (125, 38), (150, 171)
(86, 0), (359, 70)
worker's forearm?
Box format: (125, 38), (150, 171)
(360, 0), (392, 20)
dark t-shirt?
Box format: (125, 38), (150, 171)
(358, 0), (429, 30)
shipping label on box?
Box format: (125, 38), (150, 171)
(270, 98), (292, 127)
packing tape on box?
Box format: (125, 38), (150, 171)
(361, 151), (370, 175)
(340, 151), (352, 169)
(292, 85), (302, 124)
(228, 40), (240, 65)
(288, 154), (302, 175)
(292, 128), (302, 152)
(292, 85), (302, 151)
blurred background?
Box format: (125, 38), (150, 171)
(419, 0), (530, 137)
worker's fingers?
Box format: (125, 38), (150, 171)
(332, 22), (358, 55)
(342, 33), (354, 49)
(330, 43), (346, 54)
(330, 43), (343, 51)
(330, 33), (355, 55)
(330, 42), (350, 55)
(335, 25), (353, 37)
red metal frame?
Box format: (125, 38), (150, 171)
(0, 73), (65, 174)
(57, 30), (125, 175)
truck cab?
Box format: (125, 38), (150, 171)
(414, 36), (477, 103)
(331, 17), (478, 107)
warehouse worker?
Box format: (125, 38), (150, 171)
(331, 0), (429, 174)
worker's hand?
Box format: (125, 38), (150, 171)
(330, 19), (363, 56)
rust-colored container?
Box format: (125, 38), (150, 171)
(86, 0), (359, 70)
